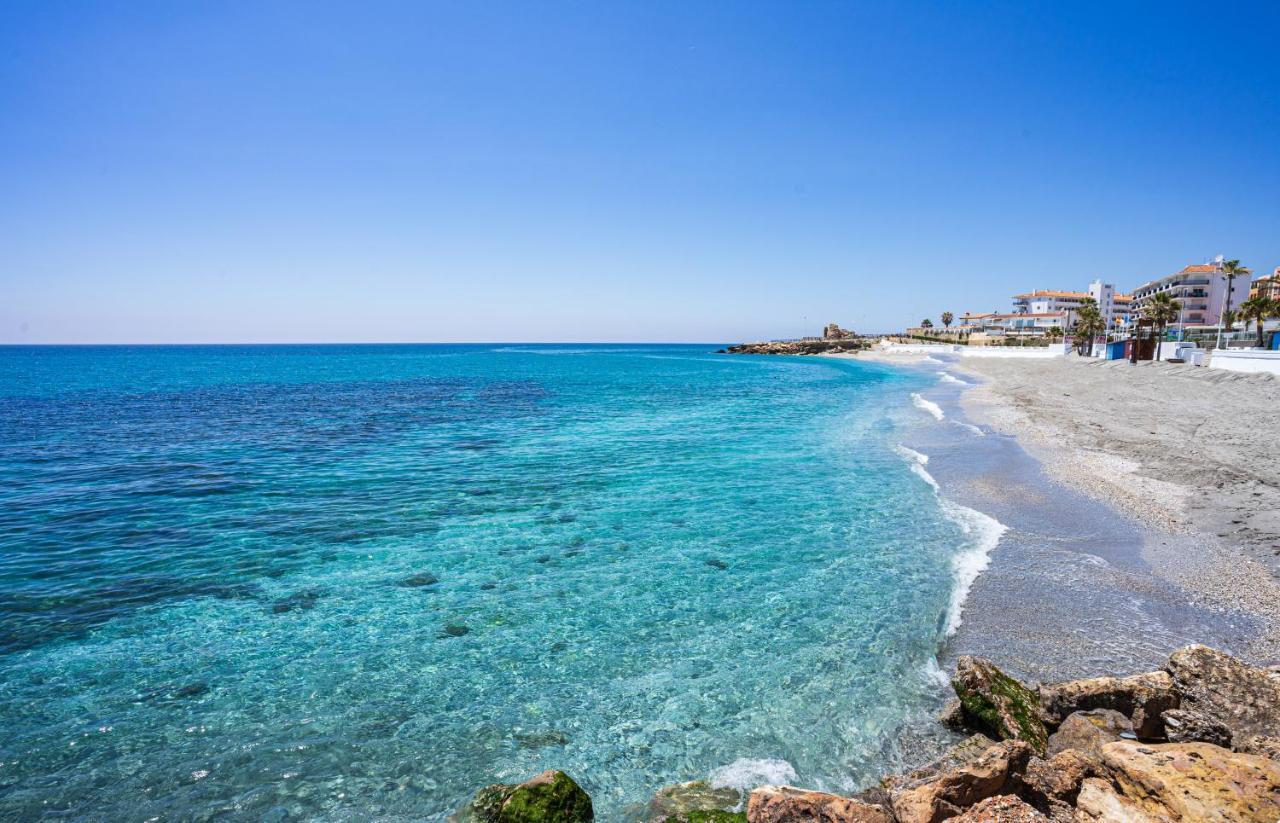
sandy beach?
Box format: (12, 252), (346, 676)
(843, 349), (1280, 665)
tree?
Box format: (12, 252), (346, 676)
(1219, 259), (1253, 347)
(941, 311), (954, 329)
(921, 318), (934, 329)
(1238, 296), (1278, 348)
(1142, 292), (1181, 361)
(1074, 304), (1105, 355)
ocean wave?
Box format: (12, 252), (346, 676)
(939, 499), (1007, 636)
(954, 421), (985, 437)
(910, 393), (945, 421)
(893, 443), (1007, 637)
(938, 372), (970, 386)
(893, 444), (938, 488)
(709, 758), (799, 792)
(920, 355), (944, 364)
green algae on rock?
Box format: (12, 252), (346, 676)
(952, 656), (1048, 756)
(460, 770), (593, 822)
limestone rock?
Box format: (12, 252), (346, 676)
(1240, 735), (1280, 760)
(1021, 749), (1099, 810)
(1038, 671), (1177, 739)
(952, 657), (1049, 755)
(948, 794), (1048, 822)
(889, 740), (1034, 823)
(746, 786), (891, 822)
(882, 734), (995, 795)
(1099, 740), (1280, 821)
(1160, 707), (1233, 748)
(1074, 777), (1159, 822)
(939, 698), (967, 730)
(461, 770), (593, 822)
(1166, 644), (1280, 747)
(647, 780), (743, 822)
(1045, 710), (1131, 758)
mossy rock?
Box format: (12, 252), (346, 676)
(952, 655), (1048, 756)
(463, 770), (593, 822)
(647, 779), (743, 822)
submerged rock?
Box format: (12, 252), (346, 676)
(704, 558), (729, 570)
(1038, 670), (1176, 739)
(1045, 710), (1131, 759)
(459, 770), (593, 822)
(440, 624), (471, 638)
(399, 572), (440, 587)
(515, 729), (570, 749)
(747, 785), (892, 822)
(1095, 740), (1280, 821)
(269, 588), (324, 614)
(952, 657), (1048, 755)
(1165, 644), (1280, 747)
(645, 780), (742, 822)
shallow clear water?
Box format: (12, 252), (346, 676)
(0, 344), (982, 820)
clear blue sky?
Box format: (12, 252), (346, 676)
(2, 1), (1278, 343)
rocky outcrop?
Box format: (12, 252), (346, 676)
(823, 323), (858, 341)
(746, 786), (891, 822)
(1038, 670), (1177, 739)
(889, 740), (1034, 823)
(952, 657), (1049, 755)
(459, 770), (593, 822)
(1045, 709), (1131, 758)
(646, 780), (743, 822)
(1166, 644), (1280, 747)
(724, 339), (866, 356)
(1096, 740), (1280, 821)
(1160, 707), (1233, 747)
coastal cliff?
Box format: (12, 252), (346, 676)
(458, 644), (1280, 821)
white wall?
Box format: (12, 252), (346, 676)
(1209, 349), (1280, 375)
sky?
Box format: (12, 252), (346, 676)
(2, 1), (1278, 343)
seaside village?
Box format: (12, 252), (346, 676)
(895, 256), (1280, 374)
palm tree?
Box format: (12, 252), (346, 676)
(1142, 292), (1181, 361)
(941, 311), (954, 330)
(1219, 259), (1253, 347)
(1074, 304), (1105, 355)
(1238, 295), (1278, 348)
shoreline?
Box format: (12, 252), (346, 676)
(832, 348), (1280, 668)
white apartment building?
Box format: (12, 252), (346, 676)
(1010, 282), (1132, 331)
(1129, 258), (1254, 329)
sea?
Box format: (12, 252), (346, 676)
(0, 344), (1004, 820)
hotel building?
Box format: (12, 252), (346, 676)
(1129, 259), (1254, 330)
(1251, 267), (1280, 302)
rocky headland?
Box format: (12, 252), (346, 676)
(722, 324), (869, 355)
(454, 644), (1280, 822)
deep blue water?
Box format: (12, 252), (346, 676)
(0, 344), (985, 820)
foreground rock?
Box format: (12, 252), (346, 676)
(1095, 740), (1280, 821)
(889, 740), (1034, 823)
(949, 795), (1048, 822)
(951, 657), (1048, 755)
(1045, 709), (1131, 758)
(746, 786), (891, 822)
(459, 770), (593, 822)
(1166, 644), (1280, 749)
(1038, 670), (1177, 740)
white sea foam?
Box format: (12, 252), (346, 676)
(910, 393), (945, 421)
(939, 499), (1008, 636)
(938, 372), (970, 386)
(954, 421), (985, 437)
(893, 444), (938, 488)
(893, 442), (1008, 637)
(921, 656), (952, 688)
(709, 758), (799, 792)
(920, 355), (944, 364)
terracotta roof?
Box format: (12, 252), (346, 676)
(1179, 264), (1220, 274)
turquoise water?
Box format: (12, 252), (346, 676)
(0, 345), (982, 820)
